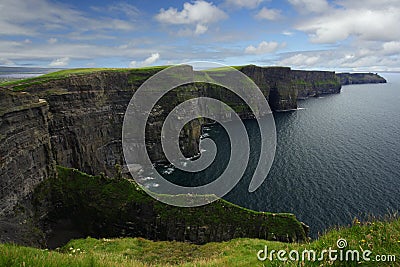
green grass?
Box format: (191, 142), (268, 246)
(1, 216), (399, 266)
(0, 66), (168, 91)
(0, 68), (119, 87)
(202, 66), (241, 72)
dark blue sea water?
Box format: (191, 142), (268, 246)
(159, 73), (400, 238)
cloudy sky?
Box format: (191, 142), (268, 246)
(1, 0), (400, 71)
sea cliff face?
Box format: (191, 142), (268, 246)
(239, 65), (341, 108)
(0, 65), (344, 246)
(0, 90), (54, 216)
(293, 70), (342, 99)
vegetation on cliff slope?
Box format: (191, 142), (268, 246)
(1, 214), (399, 266)
(32, 166), (306, 245)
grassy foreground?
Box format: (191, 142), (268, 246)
(1, 215), (399, 266)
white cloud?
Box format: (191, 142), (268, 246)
(195, 24), (208, 35)
(296, 2), (400, 44)
(279, 53), (320, 67)
(282, 31), (294, 36)
(0, 58), (15, 66)
(48, 38), (58, 44)
(49, 57), (70, 67)
(0, 21), (34, 36)
(334, 0), (399, 9)
(0, 0), (135, 37)
(0, 40), (26, 50)
(284, 0), (400, 71)
(128, 61), (137, 68)
(155, 1), (227, 35)
(143, 53), (160, 65)
(107, 2), (140, 17)
(275, 42), (400, 71)
(225, 0), (264, 9)
(288, 0), (330, 14)
(245, 41), (285, 54)
(0, 40), (155, 62)
(383, 41), (400, 55)
(255, 7), (281, 20)
(129, 53), (160, 68)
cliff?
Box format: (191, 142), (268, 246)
(0, 65), (342, 247)
(0, 90), (55, 246)
(336, 72), (387, 85)
(0, 90), (55, 215)
(239, 65), (341, 108)
(292, 70), (342, 99)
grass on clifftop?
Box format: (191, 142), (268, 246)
(0, 66), (167, 91)
(1, 215), (399, 266)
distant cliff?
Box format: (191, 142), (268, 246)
(239, 65), (341, 109)
(336, 72), (387, 85)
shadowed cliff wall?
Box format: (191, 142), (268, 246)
(0, 90), (55, 216)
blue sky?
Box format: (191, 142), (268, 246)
(1, 0), (399, 71)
